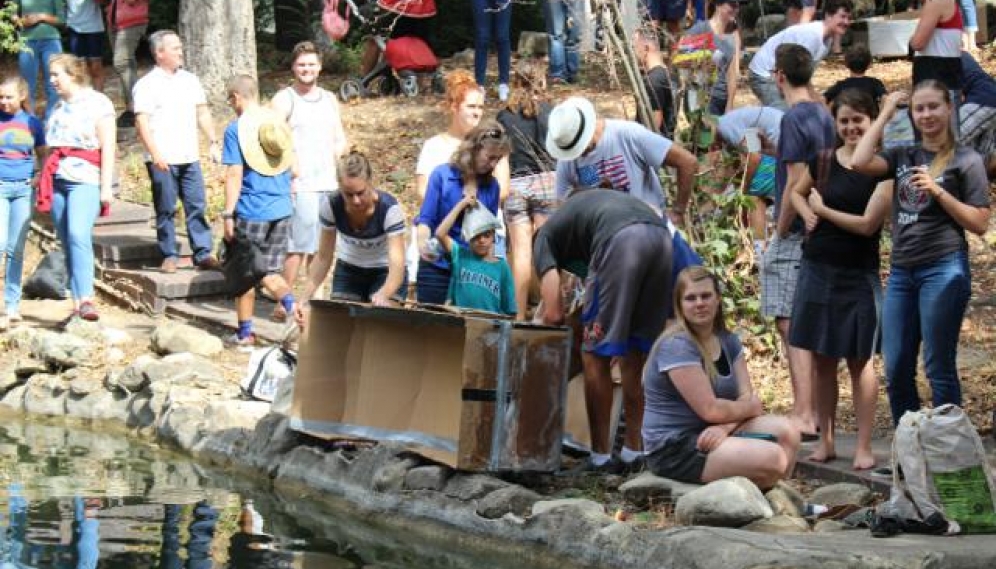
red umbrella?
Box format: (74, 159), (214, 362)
(376, 0), (436, 18)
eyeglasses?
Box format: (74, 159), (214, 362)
(483, 128), (503, 140)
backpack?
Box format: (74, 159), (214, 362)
(322, 0), (350, 42)
(873, 404), (996, 536)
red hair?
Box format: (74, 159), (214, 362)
(443, 69), (483, 112)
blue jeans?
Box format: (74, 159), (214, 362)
(332, 260), (408, 302)
(18, 38), (62, 119)
(472, 0), (512, 86)
(416, 260), (450, 305)
(544, 0), (582, 82)
(881, 250), (971, 424)
(148, 161), (214, 263)
(51, 179), (100, 300)
(0, 180), (32, 313)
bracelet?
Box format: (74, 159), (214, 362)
(221, 211), (234, 219)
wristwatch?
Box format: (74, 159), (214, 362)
(221, 211), (234, 220)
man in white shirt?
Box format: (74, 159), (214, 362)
(747, 0), (853, 110)
(270, 41), (348, 319)
(133, 29), (220, 273)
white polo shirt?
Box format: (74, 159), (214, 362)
(132, 66), (207, 165)
(748, 22), (831, 80)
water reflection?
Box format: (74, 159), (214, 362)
(0, 419), (355, 569)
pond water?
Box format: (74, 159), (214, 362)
(0, 416), (567, 569)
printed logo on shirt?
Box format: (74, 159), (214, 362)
(576, 155), (630, 192)
(458, 268), (501, 298)
(895, 164), (938, 225)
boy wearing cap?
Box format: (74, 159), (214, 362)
(435, 194), (516, 315)
(546, 96), (697, 226)
(747, 0), (853, 110)
(220, 74), (298, 346)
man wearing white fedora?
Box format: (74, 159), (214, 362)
(220, 74), (298, 347)
(545, 96), (697, 226)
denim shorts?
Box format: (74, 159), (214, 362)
(646, 431), (708, 484)
(68, 30), (105, 60)
(331, 260), (407, 302)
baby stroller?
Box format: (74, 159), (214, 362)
(339, 0), (444, 101)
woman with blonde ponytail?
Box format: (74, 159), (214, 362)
(852, 81), (991, 427)
(641, 267), (799, 490)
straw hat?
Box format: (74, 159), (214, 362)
(237, 108), (294, 176)
(545, 96), (597, 161)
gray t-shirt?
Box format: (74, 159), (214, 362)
(717, 106), (784, 149)
(642, 331), (743, 454)
(555, 119), (673, 213)
(881, 145), (991, 267)
(686, 21), (736, 104)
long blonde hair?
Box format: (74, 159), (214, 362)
(912, 80), (957, 178)
(505, 60), (546, 119)
(651, 266), (728, 382)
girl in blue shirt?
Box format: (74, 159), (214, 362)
(415, 122), (510, 304)
(0, 77), (46, 329)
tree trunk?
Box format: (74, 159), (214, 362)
(178, 0), (257, 103)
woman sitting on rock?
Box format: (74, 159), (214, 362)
(294, 152), (407, 328)
(642, 266), (800, 490)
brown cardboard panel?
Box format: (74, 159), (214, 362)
(291, 301), (571, 471)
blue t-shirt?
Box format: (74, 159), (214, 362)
(221, 120), (293, 222)
(775, 101), (835, 234)
(642, 330), (743, 454)
(961, 53), (996, 108)
(416, 163), (501, 270)
(447, 243), (516, 315)
(0, 110), (45, 181)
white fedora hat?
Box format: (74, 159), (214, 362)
(545, 96), (597, 161)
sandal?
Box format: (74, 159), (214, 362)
(78, 301), (100, 322)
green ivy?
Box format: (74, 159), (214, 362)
(0, 3), (24, 55)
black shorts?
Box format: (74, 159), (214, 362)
(646, 431), (707, 484)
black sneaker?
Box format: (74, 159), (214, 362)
(117, 110), (135, 128)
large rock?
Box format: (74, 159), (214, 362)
(404, 465), (450, 491)
(241, 413), (300, 476)
(620, 472), (700, 508)
(765, 481), (806, 518)
(532, 498), (605, 519)
(675, 477), (773, 527)
(476, 485), (542, 519)
(345, 443), (417, 491)
(371, 456), (419, 493)
(151, 321), (224, 357)
(203, 400), (271, 432)
(443, 473), (510, 501)
(0, 384), (26, 410)
(68, 374), (103, 397)
(111, 354), (157, 392)
(158, 404), (208, 451)
(63, 318), (106, 344)
(809, 483), (874, 507)
(5, 326), (36, 349)
(742, 514), (811, 534)
(517, 30), (548, 56)
(0, 362), (21, 395)
(23, 374), (68, 416)
(66, 389), (133, 421)
(31, 331), (93, 369)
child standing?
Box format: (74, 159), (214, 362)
(822, 44), (886, 106)
(0, 77), (46, 329)
(435, 195), (515, 316)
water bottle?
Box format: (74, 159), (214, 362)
(423, 237), (442, 263)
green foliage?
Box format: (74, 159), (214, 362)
(0, 3), (24, 55)
(149, 0), (180, 31)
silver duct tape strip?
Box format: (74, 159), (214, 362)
(288, 418), (458, 454)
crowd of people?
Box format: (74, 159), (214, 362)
(3, 1), (996, 488)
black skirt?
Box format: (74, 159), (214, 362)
(789, 258), (881, 360)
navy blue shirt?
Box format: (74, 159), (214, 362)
(961, 53), (996, 108)
(776, 101), (835, 234)
(416, 163), (500, 270)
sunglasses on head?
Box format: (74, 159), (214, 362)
(483, 128), (503, 140)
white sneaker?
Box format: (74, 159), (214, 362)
(498, 83), (509, 102)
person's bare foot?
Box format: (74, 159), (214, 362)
(852, 450), (876, 471)
(806, 445), (837, 463)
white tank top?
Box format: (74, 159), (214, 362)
(282, 86), (344, 192)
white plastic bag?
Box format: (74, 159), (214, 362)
(241, 346), (296, 403)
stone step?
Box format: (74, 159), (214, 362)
(101, 267), (229, 313)
(92, 225), (195, 269)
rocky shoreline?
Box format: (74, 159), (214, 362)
(2, 319), (995, 569)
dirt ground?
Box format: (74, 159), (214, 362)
(7, 43), (996, 440)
